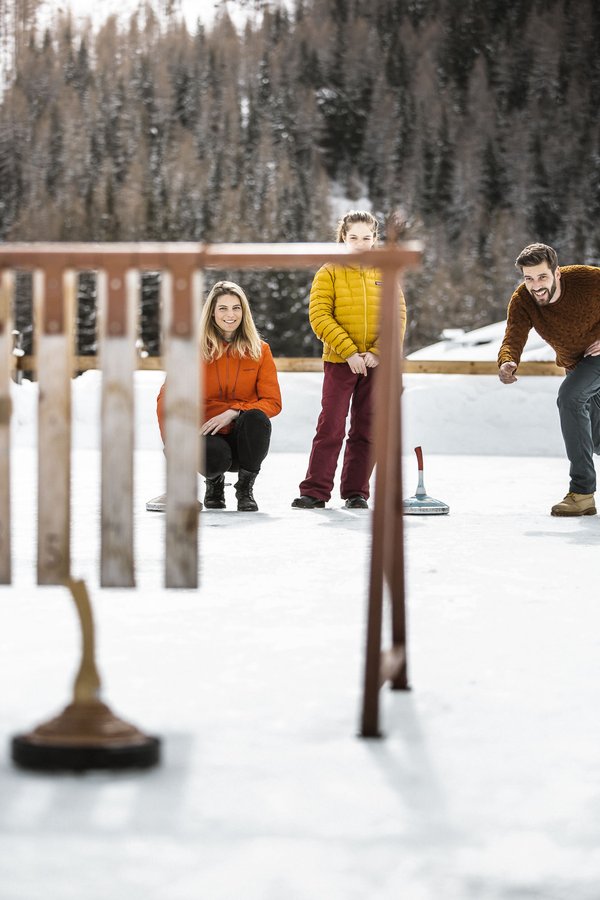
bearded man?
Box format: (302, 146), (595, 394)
(498, 242), (600, 516)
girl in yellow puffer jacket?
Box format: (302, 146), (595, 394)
(292, 210), (406, 509)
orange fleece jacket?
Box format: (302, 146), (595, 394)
(498, 265), (600, 371)
(157, 341), (282, 441)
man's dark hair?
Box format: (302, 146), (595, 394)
(515, 243), (559, 273)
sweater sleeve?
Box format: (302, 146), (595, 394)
(498, 292), (532, 367)
(231, 343), (282, 418)
(309, 266), (358, 360)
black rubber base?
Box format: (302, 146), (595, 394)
(11, 735), (161, 772)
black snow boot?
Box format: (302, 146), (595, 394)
(204, 474), (226, 509)
(234, 468), (259, 512)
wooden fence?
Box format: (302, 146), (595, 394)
(0, 240), (427, 739)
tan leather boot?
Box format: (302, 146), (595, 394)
(551, 492), (596, 517)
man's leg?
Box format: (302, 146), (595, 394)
(556, 356), (600, 493)
(591, 390), (600, 455)
(298, 363), (356, 502)
(340, 367), (376, 500)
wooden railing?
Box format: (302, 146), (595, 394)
(403, 359), (563, 376)
(0, 239), (425, 740)
(12, 355), (564, 376)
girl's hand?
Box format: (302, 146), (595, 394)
(362, 351), (379, 368)
(200, 409), (239, 435)
(346, 352), (368, 375)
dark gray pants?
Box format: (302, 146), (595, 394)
(557, 356), (600, 493)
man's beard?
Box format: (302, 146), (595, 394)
(530, 276), (558, 306)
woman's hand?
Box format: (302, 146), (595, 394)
(200, 409), (239, 435)
(346, 352), (368, 375)
(362, 351), (379, 368)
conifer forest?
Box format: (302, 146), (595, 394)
(1, 0), (599, 357)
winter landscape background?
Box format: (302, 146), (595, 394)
(2, 0), (600, 354)
(2, 0), (600, 896)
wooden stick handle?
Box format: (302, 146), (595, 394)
(414, 446), (423, 471)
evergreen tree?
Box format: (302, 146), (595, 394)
(2, 0), (600, 355)
(480, 136), (509, 214)
(433, 114), (454, 216)
(45, 104), (63, 197)
(527, 133), (561, 243)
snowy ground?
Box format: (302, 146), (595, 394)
(1, 371), (599, 900)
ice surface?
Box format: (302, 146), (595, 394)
(1, 372), (599, 900)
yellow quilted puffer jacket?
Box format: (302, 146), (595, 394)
(309, 263), (407, 363)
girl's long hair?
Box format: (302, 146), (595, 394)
(199, 280), (263, 362)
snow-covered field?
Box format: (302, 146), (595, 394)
(1, 369), (599, 900)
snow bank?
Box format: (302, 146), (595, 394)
(402, 373), (563, 456)
(9, 367), (565, 457)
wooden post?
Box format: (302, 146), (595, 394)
(161, 264), (202, 589)
(360, 266), (403, 737)
(98, 265), (138, 587)
(35, 264), (74, 585)
(360, 247), (421, 737)
(0, 269), (14, 584)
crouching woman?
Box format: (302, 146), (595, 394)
(156, 280), (282, 512)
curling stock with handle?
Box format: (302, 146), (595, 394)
(403, 446), (449, 515)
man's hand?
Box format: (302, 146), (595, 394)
(585, 340), (600, 357)
(347, 352), (368, 375)
(200, 409), (239, 435)
(499, 361), (518, 384)
(362, 351), (379, 368)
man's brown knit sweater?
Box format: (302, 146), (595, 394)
(498, 266), (600, 371)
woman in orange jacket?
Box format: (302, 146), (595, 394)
(151, 280), (282, 512)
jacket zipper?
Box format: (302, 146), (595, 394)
(361, 270), (367, 351)
(215, 345), (241, 401)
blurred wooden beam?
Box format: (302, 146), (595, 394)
(403, 359), (564, 376)
(0, 241), (423, 272)
(14, 356), (564, 376)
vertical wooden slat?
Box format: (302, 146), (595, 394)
(36, 266), (74, 585)
(0, 269), (14, 584)
(98, 266), (138, 587)
(161, 266), (201, 589)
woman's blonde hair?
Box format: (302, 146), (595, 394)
(335, 210), (379, 243)
(199, 280), (262, 362)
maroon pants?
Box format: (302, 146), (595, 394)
(299, 362), (376, 501)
